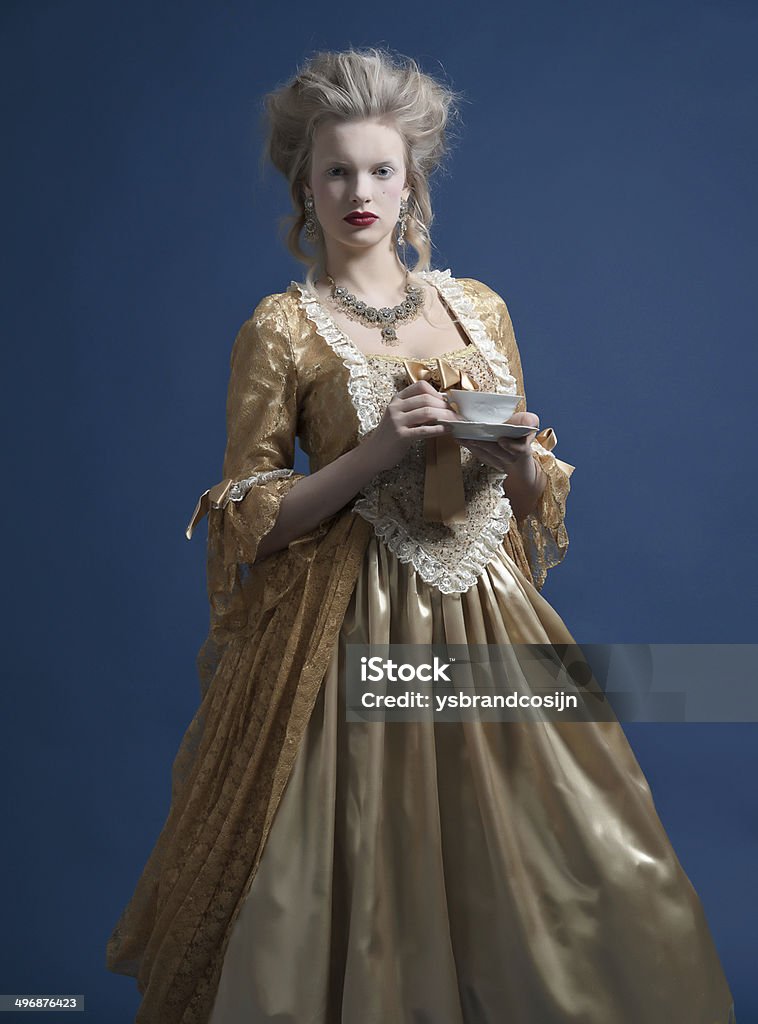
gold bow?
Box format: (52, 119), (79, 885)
(403, 357), (477, 524)
(185, 478), (233, 540)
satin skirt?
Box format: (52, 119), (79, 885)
(208, 536), (735, 1024)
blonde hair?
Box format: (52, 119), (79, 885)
(260, 46), (464, 291)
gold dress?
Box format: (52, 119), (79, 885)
(106, 270), (736, 1023)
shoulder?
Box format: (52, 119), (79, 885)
(454, 275), (510, 315)
(230, 291), (294, 369)
(422, 268), (511, 320)
(451, 275), (519, 342)
(241, 291), (292, 331)
(252, 284), (316, 339)
(237, 290), (295, 341)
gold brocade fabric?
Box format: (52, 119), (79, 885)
(105, 272), (735, 1023)
(208, 536), (735, 1023)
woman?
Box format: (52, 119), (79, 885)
(106, 47), (736, 1023)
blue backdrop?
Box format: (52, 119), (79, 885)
(2, 1), (755, 1020)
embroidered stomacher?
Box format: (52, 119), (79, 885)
(291, 269), (519, 594)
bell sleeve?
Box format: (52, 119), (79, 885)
(185, 293), (332, 613)
(494, 295), (576, 590)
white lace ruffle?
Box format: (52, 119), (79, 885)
(226, 469), (296, 505)
(291, 284), (379, 436)
(353, 484), (514, 594)
(425, 268), (518, 395)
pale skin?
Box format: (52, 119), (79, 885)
(255, 116), (546, 562)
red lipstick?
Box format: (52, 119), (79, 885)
(344, 211), (378, 226)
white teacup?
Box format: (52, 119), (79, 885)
(446, 389), (523, 424)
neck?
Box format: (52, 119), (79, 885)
(317, 242), (408, 304)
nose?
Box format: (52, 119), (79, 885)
(351, 171), (374, 204)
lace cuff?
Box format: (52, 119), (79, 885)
(185, 468), (296, 544)
(519, 435), (574, 590)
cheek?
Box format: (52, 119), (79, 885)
(312, 182), (343, 207)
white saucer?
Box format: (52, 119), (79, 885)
(435, 420), (539, 441)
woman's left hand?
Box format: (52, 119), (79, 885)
(449, 411), (541, 477)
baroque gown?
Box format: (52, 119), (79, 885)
(106, 269), (736, 1024)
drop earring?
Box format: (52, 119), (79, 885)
(397, 196), (409, 245)
(304, 195), (318, 242)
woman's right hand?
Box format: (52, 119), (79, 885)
(362, 379), (461, 473)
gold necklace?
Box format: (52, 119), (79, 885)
(325, 271), (425, 347)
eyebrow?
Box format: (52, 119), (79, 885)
(321, 157), (399, 165)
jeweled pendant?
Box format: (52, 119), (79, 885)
(326, 270), (424, 348)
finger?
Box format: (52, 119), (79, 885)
(409, 423), (449, 436)
(398, 379), (440, 397)
(404, 406), (461, 426)
(507, 412), (541, 429)
(401, 393), (457, 413)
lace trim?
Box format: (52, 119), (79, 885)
(290, 283), (378, 436)
(354, 483), (514, 594)
(425, 267), (518, 395)
(225, 469), (295, 505)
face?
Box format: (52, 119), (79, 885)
(304, 117), (409, 253)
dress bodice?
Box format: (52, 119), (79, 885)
(288, 270), (521, 593)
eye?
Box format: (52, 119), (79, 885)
(326, 166), (394, 177)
